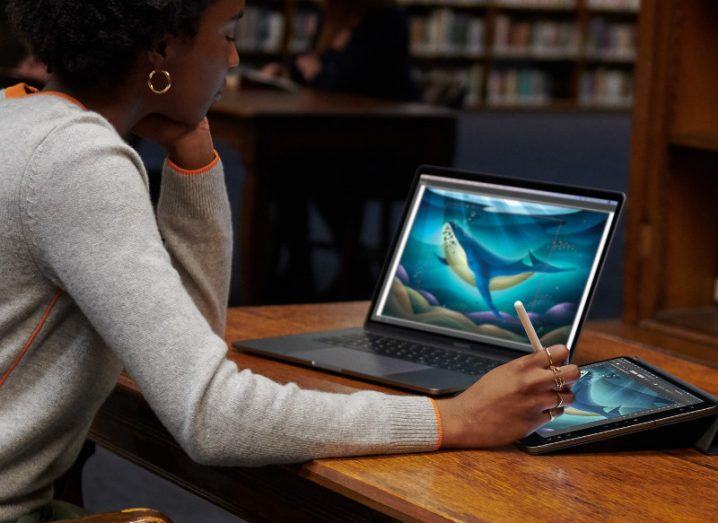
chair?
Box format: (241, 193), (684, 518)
(50, 441), (172, 523)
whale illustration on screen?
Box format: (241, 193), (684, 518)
(380, 186), (612, 347)
(537, 363), (676, 435)
(568, 367), (673, 417)
(437, 221), (572, 318)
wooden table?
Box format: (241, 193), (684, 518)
(207, 89), (457, 304)
(89, 303), (718, 522)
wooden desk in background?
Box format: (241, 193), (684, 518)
(88, 303), (718, 522)
(207, 89), (457, 304)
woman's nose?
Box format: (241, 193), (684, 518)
(229, 45), (240, 70)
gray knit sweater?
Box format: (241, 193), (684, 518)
(0, 85), (439, 521)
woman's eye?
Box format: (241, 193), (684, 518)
(226, 36), (236, 42)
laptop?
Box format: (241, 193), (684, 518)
(233, 166), (625, 395)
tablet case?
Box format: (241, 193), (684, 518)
(547, 414), (718, 455)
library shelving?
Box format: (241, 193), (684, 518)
(621, 0), (718, 365)
(236, 0), (638, 110)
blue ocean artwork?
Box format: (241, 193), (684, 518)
(536, 364), (675, 435)
(381, 187), (611, 346)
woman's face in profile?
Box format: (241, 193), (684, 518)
(158, 0), (243, 124)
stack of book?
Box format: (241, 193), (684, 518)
(493, 16), (579, 58)
(586, 18), (636, 61)
(410, 8), (485, 57)
(487, 68), (551, 106)
(235, 7), (285, 53)
(579, 68), (633, 107)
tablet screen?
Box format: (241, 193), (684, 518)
(536, 358), (703, 437)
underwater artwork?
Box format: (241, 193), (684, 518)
(536, 362), (678, 436)
(380, 186), (612, 347)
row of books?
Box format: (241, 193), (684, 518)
(235, 7), (320, 55)
(410, 9), (485, 56)
(486, 68), (552, 106)
(236, 6), (636, 62)
(401, 0), (639, 10)
(289, 11), (320, 54)
(399, 0), (487, 5)
(493, 16), (579, 57)
(587, 0), (639, 11)
(234, 7), (285, 53)
(579, 68), (633, 107)
(415, 65), (634, 107)
(493, 0), (575, 7)
(586, 18), (636, 60)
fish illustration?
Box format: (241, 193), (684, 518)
(437, 221), (572, 317)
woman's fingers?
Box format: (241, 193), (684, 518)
(524, 345), (569, 369)
(521, 361), (580, 393)
(545, 408), (565, 423)
(529, 365), (579, 394)
(541, 364), (581, 390)
(534, 391), (575, 411)
(546, 344), (570, 365)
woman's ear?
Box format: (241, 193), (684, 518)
(147, 39), (168, 71)
(148, 34), (185, 70)
(148, 35), (187, 69)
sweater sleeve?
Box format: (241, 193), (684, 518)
(20, 118), (440, 466)
(156, 154), (232, 336)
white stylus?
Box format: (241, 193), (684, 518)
(514, 300), (544, 353)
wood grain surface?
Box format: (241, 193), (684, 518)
(92, 302), (718, 522)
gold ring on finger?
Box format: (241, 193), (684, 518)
(550, 366), (565, 391)
(555, 391), (565, 409)
(544, 347), (554, 367)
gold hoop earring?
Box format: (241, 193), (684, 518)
(148, 70), (172, 95)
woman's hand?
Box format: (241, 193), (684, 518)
(436, 345), (580, 448)
(296, 54), (323, 82)
(260, 62), (287, 78)
(132, 114), (215, 170)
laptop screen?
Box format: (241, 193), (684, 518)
(371, 174), (619, 353)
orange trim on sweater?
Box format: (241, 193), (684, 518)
(167, 149), (221, 176)
(0, 289), (63, 389)
(3, 83), (39, 99)
(3, 82), (86, 109)
(430, 398), (444, 450)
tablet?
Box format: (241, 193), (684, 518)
(518, 356), (718, 454)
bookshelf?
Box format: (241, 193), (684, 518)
(622, 0), (718, 363)
(237, 0), (638, 110)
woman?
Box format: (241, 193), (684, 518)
(264, 0), (419, 101)
(0, 1), (579, 520)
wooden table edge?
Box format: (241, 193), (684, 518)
(90, 304), (718, 522)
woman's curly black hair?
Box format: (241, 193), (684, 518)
(6, 0), (217, 91)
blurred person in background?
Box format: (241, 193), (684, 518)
(262, 0), (421, 301)
(263, 0), (419, 101)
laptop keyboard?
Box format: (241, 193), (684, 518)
(316, 333), (502, 377)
